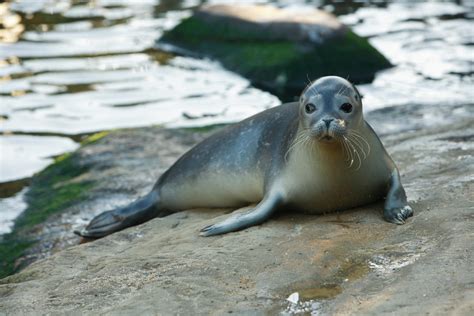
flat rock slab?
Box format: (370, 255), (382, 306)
(158, 4), (391, 99)
(195, 4), (346, 43)
(0, 102), (473, 314)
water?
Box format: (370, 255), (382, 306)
(0, 0), (472, 234)
(346, 2), (474, 112)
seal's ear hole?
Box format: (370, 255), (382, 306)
(340, 103), (353, 113)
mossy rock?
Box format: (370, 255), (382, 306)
(14, 153), (93, 230)
(0, 148), (93, 279)
(159, 5), (391, 100)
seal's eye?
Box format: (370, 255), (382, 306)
(340, 103), (353, 113)
(305, 103), (316, 114)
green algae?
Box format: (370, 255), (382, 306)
(160, 15), (391, 99)
(0, 239), (34, 280)
(0, 152), (93, 279)
(162, 15), (273, 42)
(15, 153), (92, 229)
(80, 131), (109, 146)
(0, 131), (114, 278)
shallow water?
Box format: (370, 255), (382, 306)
(0, 0), (472, 233)
(0, 0), (280, 186)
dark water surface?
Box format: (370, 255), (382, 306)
(0, 0), (472, 233)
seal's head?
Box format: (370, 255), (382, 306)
(299, 76), (363, 143)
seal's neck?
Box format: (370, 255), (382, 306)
(316, 140), (346, 157)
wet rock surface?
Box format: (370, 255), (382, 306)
(0, 101), (473, 314)
(192, 4), (347, 43)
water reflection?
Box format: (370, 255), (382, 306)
(0, 187), (27, 234)
(1, 56), (278, 134)
(0, 3), (24, 43)
(0, 134), (77, 181)
(0, 0), (280, 184)
(342, 2), (474, 112)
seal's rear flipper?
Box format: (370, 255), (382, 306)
(74, 191), (161, 239)
(74, 209), (128, 238)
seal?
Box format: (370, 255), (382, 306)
(75, 76), (412, 238)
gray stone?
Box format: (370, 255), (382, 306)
(194, 4), (347, 44)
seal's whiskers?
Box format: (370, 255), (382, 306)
(343, 137), (355, 168)
(285, 129), (311, 162)
(349, 131), (371, 156)
(341, 138), (351, 163)
(348, 134), (367, 160)
(344, 136), (362, 170)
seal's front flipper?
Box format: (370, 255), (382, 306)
(200, 193), (284, 237)
(383, 169), (413, 224)
(74, 191), (162, 238)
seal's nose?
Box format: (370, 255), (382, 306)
(322, 118), (334, 128)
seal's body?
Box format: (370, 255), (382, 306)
(76, 76), (412, 238)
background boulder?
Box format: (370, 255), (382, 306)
(158, 4), (391, 99)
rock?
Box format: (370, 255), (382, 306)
(0, 128), (210, 279)
(0, 146), (95, 279)
(193, 4), (347, 43)
(0, 102), (472, 314)
(158, 4), (391, 99)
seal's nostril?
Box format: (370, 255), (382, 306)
(322, 118), (334, 128)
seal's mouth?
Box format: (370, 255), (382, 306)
(320, 135), (334, 141)
(311, 130), (344, 143)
